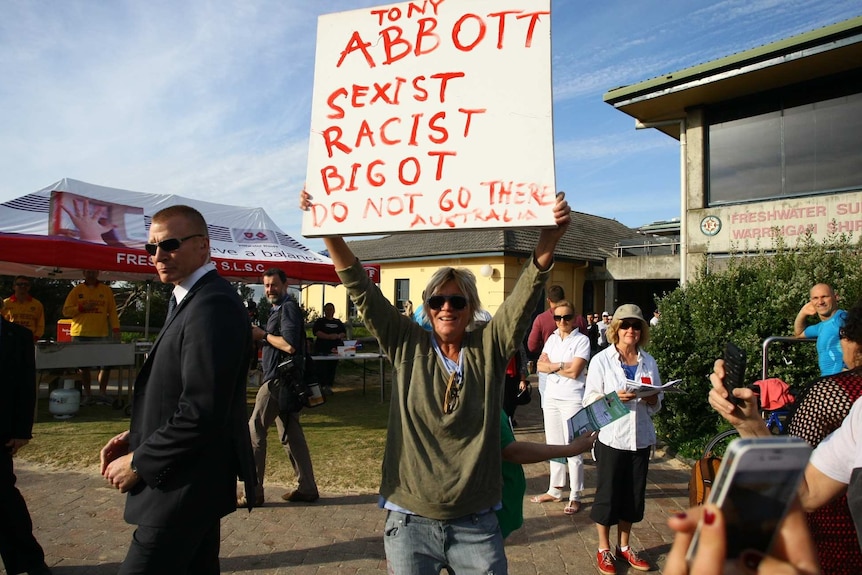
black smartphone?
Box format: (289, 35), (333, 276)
(723, 342), (747, 405)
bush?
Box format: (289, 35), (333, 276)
(650, 231), (862, 458)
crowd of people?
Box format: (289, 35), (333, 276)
(5, 194), (861, 575)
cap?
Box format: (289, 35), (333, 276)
(602, 311), (609, 316)
(613, 303), (645, 322)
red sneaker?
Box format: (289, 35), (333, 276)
(596, 549), (616, 575)
(616, 546), (650, 571)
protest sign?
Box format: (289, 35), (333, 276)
(303, 0), (555, 237)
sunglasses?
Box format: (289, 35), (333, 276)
(144, 234), (205, 256)
(619, 320), (643, 331)
(427, 294), (468, 311)
(443, 371), (463, 414)
(553, 313), (574, 322)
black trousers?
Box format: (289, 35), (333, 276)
(0, 449), (46, 574)
(590, 441), (651, 526)
(119, 519), (220, 574)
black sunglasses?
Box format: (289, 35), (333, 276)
(443, 371), (463, 414)
(553, 313), (574, 322)
(427, 294), (468, 311)
(145, 234), (205, 256)
(619, 320), (643, 330)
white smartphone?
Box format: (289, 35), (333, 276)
(686, 436), (812, 567)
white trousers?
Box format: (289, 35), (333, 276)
(542, 395), (584, 501)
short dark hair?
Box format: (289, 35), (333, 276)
(263, 268), (287, 283)
(151, 205), (209, 236)
(547, 285), (565, 303)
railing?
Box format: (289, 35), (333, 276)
(614, 238), (680, 257)
(761, 336), (816, 379)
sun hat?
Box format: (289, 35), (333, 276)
(602, 311), (609, 317)
(613, 303), (645, 323)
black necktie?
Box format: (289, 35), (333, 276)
(167, 294), (177, 320)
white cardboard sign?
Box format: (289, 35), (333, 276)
(303, 0), (555, 237)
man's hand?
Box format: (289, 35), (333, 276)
(794, 301), (817, 336)
(103, 452), (141, 493)
(251, 325), (267, 342)
(100, 430), (130, 474)
(5, 438), (29, 456)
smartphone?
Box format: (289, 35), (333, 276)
(723, 342), (747, 406)
(686, 436), (812, 566)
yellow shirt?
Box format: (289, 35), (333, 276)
(62, 282), (120, 337)
(2, 295), (45, 338)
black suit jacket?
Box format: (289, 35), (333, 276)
(0, 318), (36, 443)
(124, 270), (256, 527)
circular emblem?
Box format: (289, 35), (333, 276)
(700, 215), (721, 236)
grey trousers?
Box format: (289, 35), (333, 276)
(248, 380), (318, 496)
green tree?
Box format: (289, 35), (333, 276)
(650, 231), (862, 457)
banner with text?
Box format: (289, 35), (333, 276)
(303, 0), (555, 237)
(689, 190), (862, 253)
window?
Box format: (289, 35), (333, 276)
(395, 279), (410, 312)
(707, 71), (862, 205)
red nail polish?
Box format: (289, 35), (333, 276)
(703, 509), (716, 525)
(673, 512), (687, 519)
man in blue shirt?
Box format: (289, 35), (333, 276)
(794, 283), (847, 376)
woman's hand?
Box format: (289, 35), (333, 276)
(617, 390), (637, 403)
(664, 502), (820, 575)
(708, 359), (769, 437)
(534, 192), (571, 271)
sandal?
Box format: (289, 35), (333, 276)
(564, 500), (581, 515)
(530, 493), (562, 503)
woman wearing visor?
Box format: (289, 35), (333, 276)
(584, 304), (662, 575)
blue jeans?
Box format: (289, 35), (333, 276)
(383, 510), (508, 575)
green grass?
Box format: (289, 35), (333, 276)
(24, 358), (390, 494)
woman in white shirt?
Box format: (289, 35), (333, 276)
(530, 300), (591, 514)
(584, 304), (662, 575)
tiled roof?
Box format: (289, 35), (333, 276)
(346, 211), (642, 263)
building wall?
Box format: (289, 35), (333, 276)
(300, 256), (594, 323)
(682, 100), (862, 280)
(606, 254), (680, 280)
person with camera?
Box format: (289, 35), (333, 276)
(243, 268), (319, 507)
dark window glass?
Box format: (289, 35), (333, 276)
(709, 112), (781, 203)
(707, 72), (862, 205)
(395, 278), (410, 311)
(784, 93), (862, 196)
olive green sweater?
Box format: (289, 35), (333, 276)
(338, 257), (548, 519)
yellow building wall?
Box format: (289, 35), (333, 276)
(300, 256), (591, 324)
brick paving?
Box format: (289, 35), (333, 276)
(6, 397), (691, 574)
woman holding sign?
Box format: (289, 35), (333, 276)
(301, 188), (570, 575)
(584, 303), (662, 575)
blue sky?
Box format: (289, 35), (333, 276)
(1, 0), (859, 253)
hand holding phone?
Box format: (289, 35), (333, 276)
(686, 437), (812, 567)
(723, 342), (747, 406)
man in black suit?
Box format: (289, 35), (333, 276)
(0, 302), (52, 575)
(100, 205), (256, 574)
